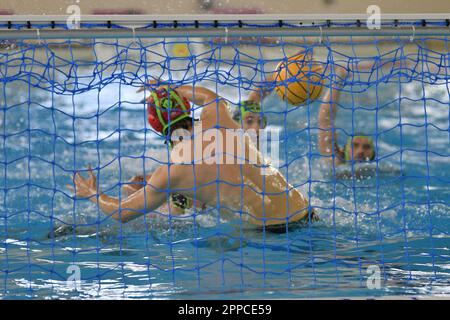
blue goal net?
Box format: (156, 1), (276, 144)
(0, 18), (449, 299)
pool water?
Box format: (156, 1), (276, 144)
(0, 43), (449, 299)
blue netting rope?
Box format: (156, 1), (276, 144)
(0, 24), (449, 298)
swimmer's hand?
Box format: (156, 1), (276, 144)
(66, 165), (100, 201)
(335, 65), (349, 83)
(137, 79), (173, 93)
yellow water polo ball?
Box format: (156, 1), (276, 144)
(273, 51), (325, 106)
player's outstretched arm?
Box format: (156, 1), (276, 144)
(247, 74), (274, 103)
(122, 174), (152, 196)
(318, 67), (347, 165)
(67, 166), (177, 223)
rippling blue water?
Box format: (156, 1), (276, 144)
(0, 47), (449, 299)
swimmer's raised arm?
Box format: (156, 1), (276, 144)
(318, 59), (403, 161)
(68, 166), (179, 223)
(172, 85), (219, 106)
(318, 67), (347, 165)
(173, 85), (237, 129)
(349, 58), (415, 76)
(247, 74), (274, 103)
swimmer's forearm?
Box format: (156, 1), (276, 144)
(174, 85), (218, 106)
(318, 87), (339, 128)
(318, 85), (341, 158)
(91, 194), (140, 223)
(148, 82), (216, 105)
(319, 65), (348, 126)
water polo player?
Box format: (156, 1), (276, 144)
(123, 80), (273, 214)
(68, 83), (314, 227)
(232, 81), (271, 138)
(318, 66), (376, 168)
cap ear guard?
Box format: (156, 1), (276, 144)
(171, 193), (192, 210)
